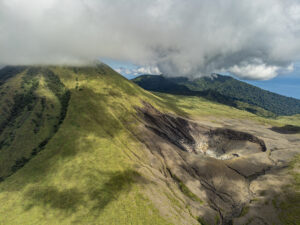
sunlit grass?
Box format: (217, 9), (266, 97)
(276, 154), (300, 224)
(153, 92), (300, 127)
(0, 66), (172, 225)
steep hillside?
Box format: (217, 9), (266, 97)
(133, 74), (300, 116)
(0, 65), (299, 225)
(0, 65), (175, 225)
(0, 66), (70, 180)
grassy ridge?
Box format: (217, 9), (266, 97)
(0, 67), (70, 179)
(0, 65), (173, 225)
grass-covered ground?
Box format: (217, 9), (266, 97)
(0, 65), (173, 225)
(0, 64), (299, 225)
(153, 92), (300, 128)
(0, 67), (65, 179)
(276, 154), (300, 224)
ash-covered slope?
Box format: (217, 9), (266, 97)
(0, 64), (299, 225)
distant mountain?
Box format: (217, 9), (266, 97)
(0, 65), (299, 225)
(133, 74), (300, 116)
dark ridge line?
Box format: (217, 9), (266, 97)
(0, 69), (71, 183)
(0, 74), (39, 137)
(0, 66), (27, 87)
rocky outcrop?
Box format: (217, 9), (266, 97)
(136, 102), (196, 153)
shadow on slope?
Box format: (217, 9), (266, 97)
(133, 75), (276, 118)
(0, 84), (128, 192)
(0, 77), (151, 222)
(0, 67), (71, 181)
(135, 75), (239, 109)
(136, 101), (266, 157)
(270, 125), (300, 134)
(24, 170), (144, 214)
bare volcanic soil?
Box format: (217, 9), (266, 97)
(137, 102), (266, 158)
(134, 102), (299, 225)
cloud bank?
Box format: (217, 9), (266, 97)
(1, 0), (300, 79)
(116, 66), (161, 76)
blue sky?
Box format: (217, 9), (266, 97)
(240, 62), (300, 99)
(101, 58), (140, 80)
(102, 58), (300, 100)
(101, 58), (161, 79)
(243, 75), (300, 99)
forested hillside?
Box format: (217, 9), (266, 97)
(133, 74), (300, 116)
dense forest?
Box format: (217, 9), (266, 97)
(133, 74), (300, 116)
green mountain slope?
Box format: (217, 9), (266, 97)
(133, 74), (300, 116)
(0, 65), (299, 225)
(0, 65), (176, 225)
(0, 67), (70, 179)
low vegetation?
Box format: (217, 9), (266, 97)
(276, 154), (300, 224)
(168, 169), (202, 204)
(152, 92), (300, 128)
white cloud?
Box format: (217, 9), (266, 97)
(115, 66), (161, 76)
(228, 64), (279, 80)
(136, 66), (161, 75)
(115, 68), (122, 74)
(1, 0), (300, 80)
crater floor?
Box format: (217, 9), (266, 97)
(136, 102), (300, 225)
